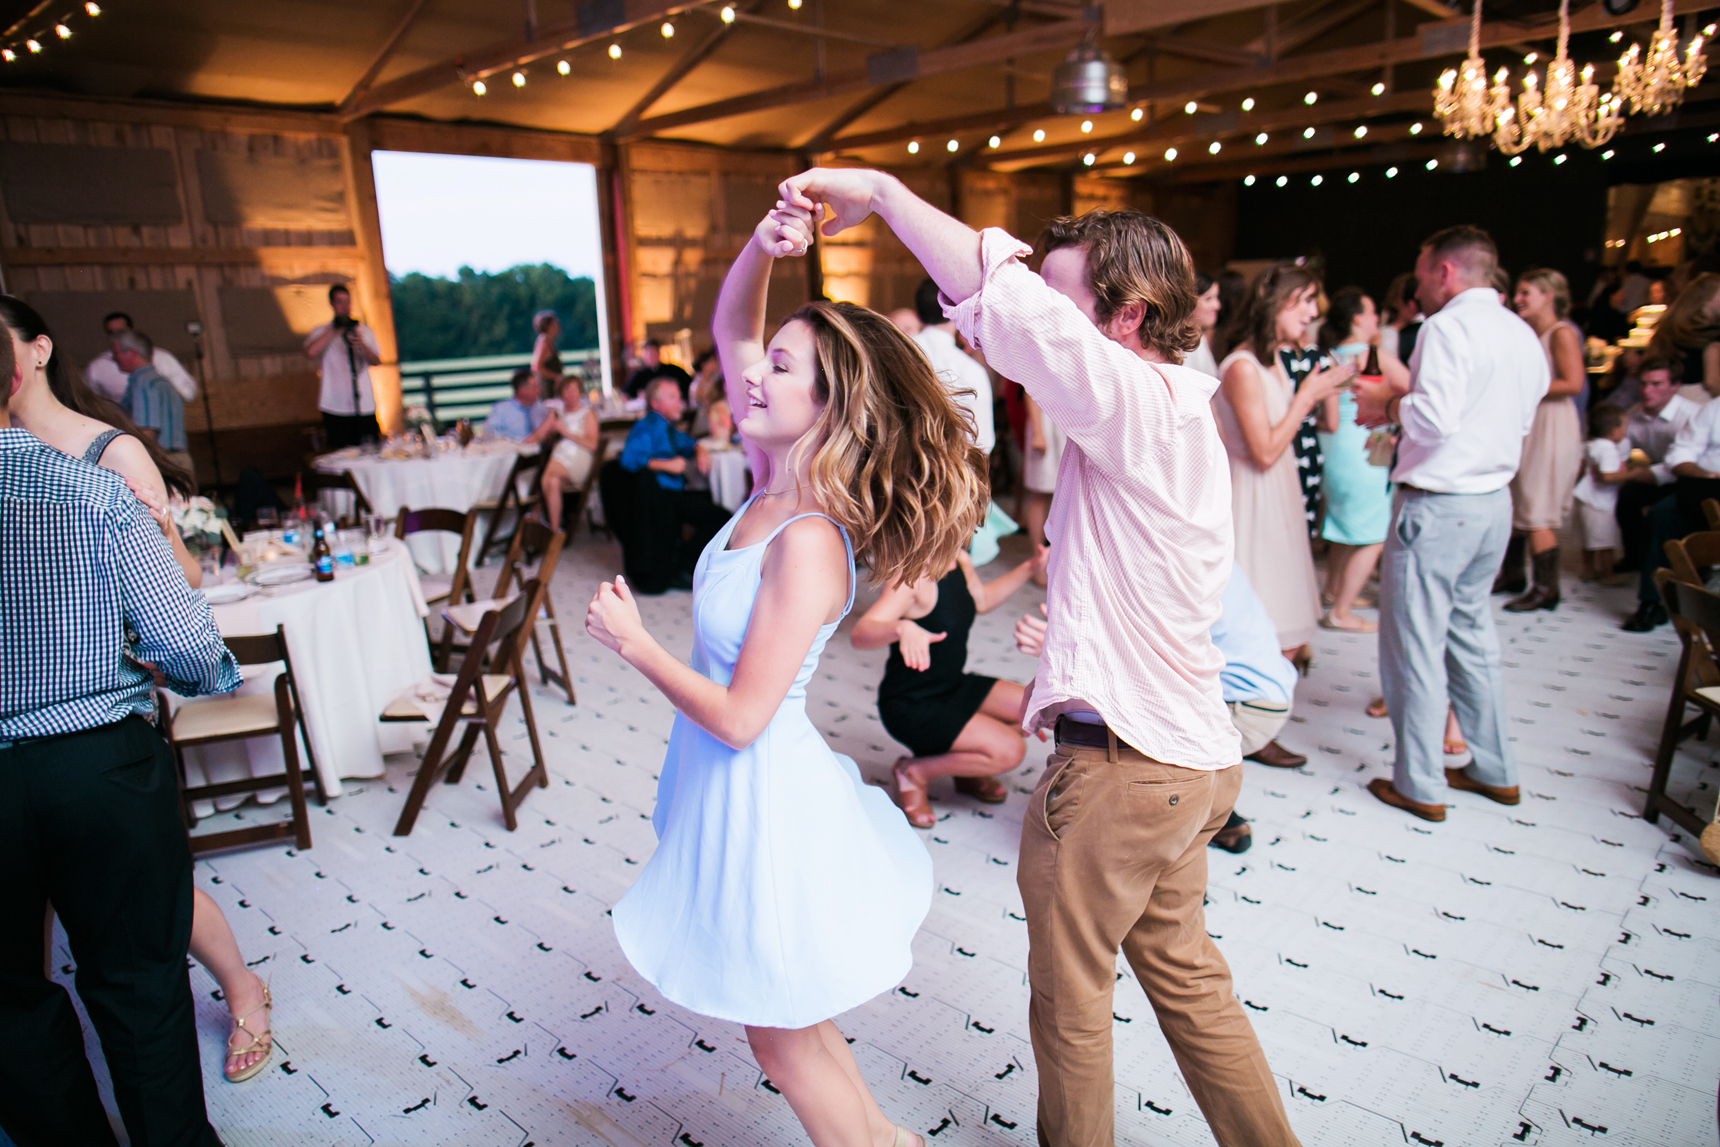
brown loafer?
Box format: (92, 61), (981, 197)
(1245, 740), (1308, 768)
(1367, 778), (1446, 822)
(1444, 767), (1520, 806)
(953, 775), (1009, 804)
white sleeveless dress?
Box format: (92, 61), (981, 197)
(612, 498), (934, 1029)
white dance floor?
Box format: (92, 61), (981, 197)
(51, 534), (1719, 1147)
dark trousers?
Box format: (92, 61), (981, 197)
(1639, 476), (1720, 604)
(320, 411), (380, 451)
(0, 717), (219, 1147)
(1614, 479), (1678, 570)
(624, 481), (731, 594)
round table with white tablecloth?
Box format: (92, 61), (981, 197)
(172, 538), (431, 805)
(314, 443), (528, 573)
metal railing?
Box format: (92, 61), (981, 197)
(397, 347), (602, 428)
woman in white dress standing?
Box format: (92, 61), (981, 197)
(586, 202), (986, 1147)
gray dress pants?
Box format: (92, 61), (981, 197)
(1379, 487), (1517, 805)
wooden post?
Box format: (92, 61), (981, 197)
(599, 144), (636, 395)
(341, 119), (403, 434)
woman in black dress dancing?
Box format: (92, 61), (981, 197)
(851, 545), (1045, 827)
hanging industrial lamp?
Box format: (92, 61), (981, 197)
(1050, 40), (1127, 114)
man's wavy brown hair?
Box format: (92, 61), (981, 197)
(781, 301), (988, 587)
(1035, 210), (1202, 358)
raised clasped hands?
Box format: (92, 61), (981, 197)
(754, 201), (821, 259)
(586, 574), (646, 657)
(777, 168), (886, 238)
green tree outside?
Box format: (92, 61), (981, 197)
(389, 263), (600, 362)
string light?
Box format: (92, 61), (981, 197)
(1276, 175), (1288, 186)
(1311, 174), (1323, 185)
(1371, 82), (1385, 96)
(1652, 141), (1665, 152)
(1208, 141), (1221, 154)
(1184, 101), (1198, 114)
(54, 23), (70, 38)
(26, 38), (41, 52)
(513, 71), (526, 86)
(661, 21), (674, 37)
(1241, 97), (1255, 111)
(907, 141), (919, 154)
(1305, 91), (1318, 104)
(721, 5), (735, 21)
(558, 60), (570, 75)
(1244, 174), (1256, 186)
(609, 43), (621, 58)
(1, 49), (13, 62)
(1610, 30), (1622, 43)
(946, 139), (958, 152)
(1122, 151), (1136, 164)
(1130, 107), (1143, 121)
(1426, 158), (1439, 169)
(1083, 153), (1095, 165)
(1354, 125), (1367, 138)
(1033, 129), (1045, 142)
(1255, 132), (1268, 145)
(473, 79), (487, 95)
(1164, 147), (1178, 161)
(1524, 52), (1538, 65)
(1602, 148), (1615, 158)
(1080, 120), (1092, 133)
(788, 0), (802, 7)
(1553, 153), (1568, 164)
(988, 135), (1001, 148)
(1386, 166), (1399, 177)
(1509, 155), (1522, 165)
(1302, 126), (1315, 139)
(1348, 171), (1359, 183)
(2, 0), (103, 61)
(85, 1), (100, 12)
(1410, 122), (1423, 134)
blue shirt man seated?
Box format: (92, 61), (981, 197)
(486, 368), (559, 446)
(620, 376), (709, 489)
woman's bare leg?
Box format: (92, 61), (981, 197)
(1328, 542), (1384, 627)
(892, 683), (1029, 826)
(1527, 526), (1558, 556)
(747, 1023), (904, 1147)
(816, 1021), (896, 1146)
(541, 458), (569, 531)
(190, 887), (269, 1077)
(1324, 542), (1352, 604)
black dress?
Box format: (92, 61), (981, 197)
(878, 567), (997, 758)
(1278, 344), (1335, 536)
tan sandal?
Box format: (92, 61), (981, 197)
(1367, 697), (1389, 719)
(892, 760), (936, 829)
(224, 979), (273, 1083)
(953, 775), (1008, 804)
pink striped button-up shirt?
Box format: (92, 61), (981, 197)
(945, 228), (1240, 770)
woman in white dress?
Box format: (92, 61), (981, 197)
(586, 202), (986, 1147)
(542, 374), (601, 532)
(1182, 271), (1222, 378)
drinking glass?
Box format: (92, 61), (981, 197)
(366, 513), (390, 556)
(256, 506), (279, 530)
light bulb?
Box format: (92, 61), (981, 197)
(1241, 97), (1255, 111)
(1524, 52), (1537, 64)
(1123, 152), (1135, 164)
(26, 38), (41, 52)
(1184, 101), (1197, 114)
(473, 80), (487, 95)
(907, 141), (919, 154)
(513, 71), (526, 86)
(1509, 155), (1522, 166)
(1354, 125), (1367, 138)
(1409, 121), (1422, 135)
(1304, 91), (1317, 105)
(1311, 174), (1323, 186)
(1255, 132), (1268, 145)
(1, 48), (13, 61)
(85, 1), (101, 12)
(1244, 175), (1256, 186)
(1033, 129), (1045, 142)
(1164, 147), (1177, 161)
(721, 5), (735, 21)
(1276, 175), (1288, 187)
(1371, 82), (1385, 96)
(788, 0), (802, 7)
(54, 23), (70, 37)
(1425, 158), (1438, 170)
(661, 21), (674, 36)
(988, 135), (1001, 148)
(1603, 149), (1615, 158)
(1348, 171), (1359, 183)
(1083, 153), (1095, 166)
(1653, 142), (1665, 153)
(558, 60), (570, 75)
(1081, 120), (1092, 133)
(947, 139), (958, 152)
(1302, 126), (1315, 139)
(1208, 141), (1221, 154)
(1386, 166), (1398, 177)
(608, 43), (621, 58)
(1709, 134), (1718, 143)
(1553, 154), (1568, 165)
(1609, 30), (1622, 42)
(1130, 107), (1143, 121)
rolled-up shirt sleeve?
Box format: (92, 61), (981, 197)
(1665, 402), (1720, 470)
(1398, 320), (1470, 448)
(110, 498), (240, 697)
(943, 228), (1185, 478)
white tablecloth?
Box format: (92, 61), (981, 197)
(707, 449), (751, 511)
(315, 446), (525, 573)
(173, 539), (431, 804)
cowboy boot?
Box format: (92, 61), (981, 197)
(1493, 533), (1527, 595)
(1506, 546), (1562, 612)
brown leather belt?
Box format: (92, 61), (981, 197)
(1053, 716), (1142, 756)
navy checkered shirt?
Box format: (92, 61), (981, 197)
(0, 427), (240, 739)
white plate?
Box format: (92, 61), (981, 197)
(249, 565), (314, 587)
(201, 582), (256, 605)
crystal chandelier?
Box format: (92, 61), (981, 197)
(1434, 1), (1507, 139)
(1614, 0), (1712, 117)
(1492, 0), (1623, 154)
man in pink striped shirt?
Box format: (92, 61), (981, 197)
(781, 170), (1297, 1147)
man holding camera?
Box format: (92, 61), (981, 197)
(304, 283), (382, 450)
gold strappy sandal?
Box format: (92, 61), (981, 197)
(224, 980), (273, 1084)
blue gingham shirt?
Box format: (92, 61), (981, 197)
(124, 363), (187, 452)
(0, 427), (240, 738)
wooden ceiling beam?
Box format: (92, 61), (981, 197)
(620, 13), (1092, 139)
(1142, 34), (1260, 68)
(1242, 0), (1379, 58)
(607, 0), (765, 138)
(340, 0), (707, 121)
(337, 0), (433, 117)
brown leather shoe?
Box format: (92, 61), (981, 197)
(953, 775), (1009, 804)
(1245, 740), (1308, 768)
(1444, 767), (1520, 806)
(1367, 777), (1446, 822)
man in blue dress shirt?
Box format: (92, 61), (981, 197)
(617, 377), (726, 593)
(115, 330), (194, 484)
(0, 325), (241, 1147)
(486, 367), (561, 446)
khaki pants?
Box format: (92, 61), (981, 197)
(1228, 698), (1290, 757)
(1018, 736), (1299, 1147)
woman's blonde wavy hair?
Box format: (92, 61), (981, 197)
(780, 300), (988, 587)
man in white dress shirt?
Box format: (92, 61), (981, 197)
(1613, 358), (1699, 585)
(911, 277), (994, 455)
(1356, 226), (1550, 822)
(304, 283), (383, 450)
(84, 312), (198, 405)
(1625, 359), (1720, 631)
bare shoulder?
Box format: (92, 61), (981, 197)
(770, 514), (848, 568)
(97, 435), (168, 498)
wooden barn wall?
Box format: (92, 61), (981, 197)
(0, 93), (386, 480)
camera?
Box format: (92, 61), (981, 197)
(332, 314), (360, 331)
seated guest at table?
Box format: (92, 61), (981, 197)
(1614, 359), (1700, 573)
(85, 311), (198, 405)
(112, 330), (194, 484)
(0, 319), (245, 1145)
(1625, 369), (1720, 631)
(617, 376), (725, 593)
(542, 374), (601, 532)
(623, 338), (693, 400)
(304, 283), (383, 450)
(487, 367), (561, 447)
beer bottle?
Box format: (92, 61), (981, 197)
(312, 520), (336, 582)
(1361, 342), (1383, 383)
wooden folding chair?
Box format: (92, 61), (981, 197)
(1703, 498), (1720, 532)
(445, 519), (575, 705)
(160, 626), (320, 853)
(1649, 571), (1720, 840)
(1665, 530), (1720, 589)
(301, 469), (373, 527)
(381, 583), (550, 835)
(396, 507), (479, 671)
(474, 449), (551, 566)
